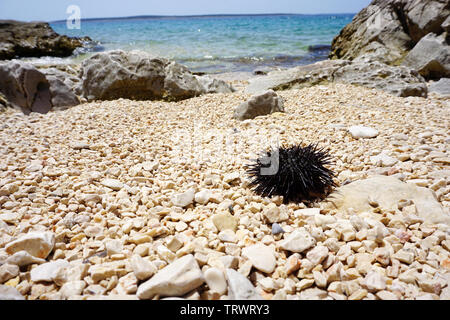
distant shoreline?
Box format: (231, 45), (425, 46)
(51, 12), (356, 23)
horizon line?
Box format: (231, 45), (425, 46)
(50, 12), (356, 23)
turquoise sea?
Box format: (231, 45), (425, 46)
(51, 14), (354, 74)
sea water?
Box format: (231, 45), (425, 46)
(50, 14), (353, 74)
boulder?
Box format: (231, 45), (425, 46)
(0, 60), (80, 114)
(0, 60), (52, 114)
(247, 59), (427, 97)
(325, 175), (450, 225)
(429, 78), (450, 96)
(233, 90), (284, 120)
(0, 20), (89, 60)
(402, 32), (450, 79)
(79, 50), (233, 102)
(329, 0), (450, 66)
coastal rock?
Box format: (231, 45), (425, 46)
(0, 61), (80, 114)
(0, 61), (52, 114)
(41, 68), (80, 108)
(246, 59), (427, 97)
(79, 50), (232, 102)
(402, 32), (450, 79)
(429, 78), (450, 96)
(242, 243), (276, 274)
(329, 0), (450, 67)
(5, 231), (55, 259)
(136, 254), (204, 299)
(225, 269), (262, 300)
(0, 20), (88, 60)
(0, 285), (25, 300)
(233, 90), (284, 120)
(326, 176), (450, 225)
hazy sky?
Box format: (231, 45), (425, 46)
(0, 0), (371, 21)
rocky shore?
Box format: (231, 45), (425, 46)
(0, 0), (449, 301)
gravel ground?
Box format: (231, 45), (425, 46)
(0, 82), (449, 300)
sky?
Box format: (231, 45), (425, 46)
(0, 0), (371, 22)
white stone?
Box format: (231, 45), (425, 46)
(194, 190), (211, 205)
(306, 245), (329, 265)
(105, 239), (123, 256)
(101, 179), (124, 191)
(204, 267), (227, 295)
(171, 188), (195, 207)
(136, 254), (204, 299)
(0, 285), (24, 300)
(218, 229), (237, 243)
(5, 250), (46, 267)
(363, 271), (387, 292)
(5, 231), (55, 259)
(348, 126), (379, 139)
(279, 228), (316, 253)
(242, 243), (276, 274)
(60, 281), (87, 299)
(30, 259), (70, 283)
(0, 263), (19, 283)
(130, 255), (157, 281)
(225, 268), (262, 300)
(370, 152), (398, 167)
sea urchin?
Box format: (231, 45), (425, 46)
(246, 144), (336, 203)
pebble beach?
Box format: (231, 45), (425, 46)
(1, 82), (449, 300)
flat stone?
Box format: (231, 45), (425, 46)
(212, 211), (238, 232)
(30, 259), (70, 283)
(5, 250), (46, 267)
(5, 231), (55, 259)
(325, 176), (450, 225)
(171, 188), (195, 207)
(279, 228), (316, 253)
(136, 254), (204, 300)
(204, 267), (227, 295)
(242, 243), (276, 274)
(100, 179), (123, 191)
(0, 285), (25, 300)
(225, 268), (262, 300)
(348, 126), (379, 139)
(130, 254), (157, 281)
(376, 290), (399, 300)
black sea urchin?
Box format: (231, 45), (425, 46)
(246, 144), (336, 203)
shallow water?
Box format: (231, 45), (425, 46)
(50, 14), (353, 73)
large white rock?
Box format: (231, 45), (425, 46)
(242, 243), (276, 274)
(170, 188), (196, 208)
(5, 232), (55, 259)
(0, 285), (25, 300)
(279, 228), (316, 253)
(136, 254), (204, 299)
(326, 175), (450, 225)
(5, 250), (46, 267)
(30, 259), (70, 283)
(130, 255), (157, 281)
(204, 267), (227, 295)
(225, 269), (262, 300)
(348, 126), (379, 139)
(100, 179), (124, 191)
